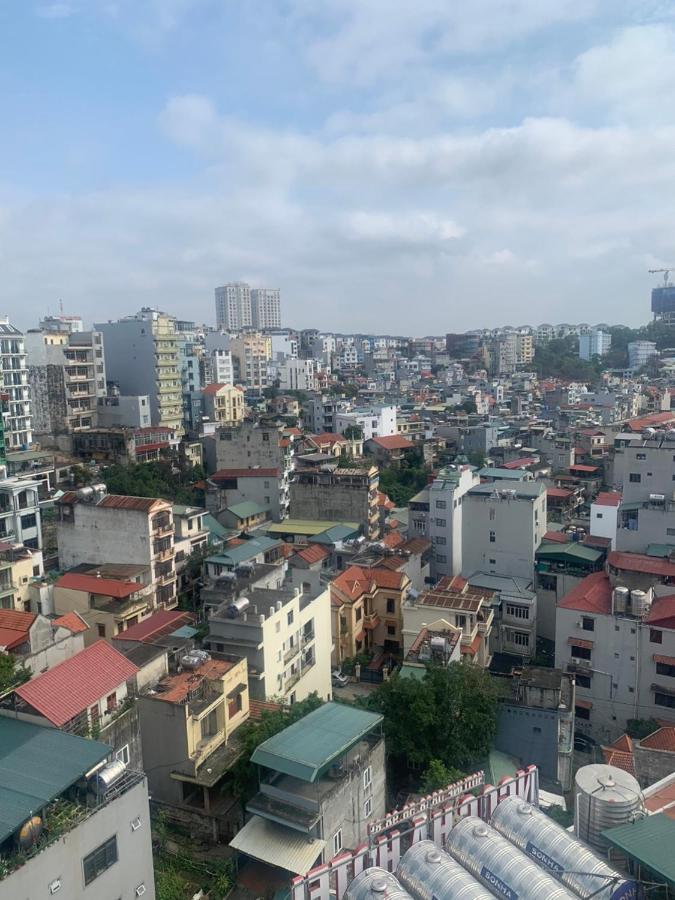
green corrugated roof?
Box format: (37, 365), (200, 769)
(536, 541), (603, 563)
(477, 467), (531, 481)
(251, 702), (383, 783)
(647, 543), (675, 558)
(207, 535), (281, 566)
(603, 813), (675, 886)
(312, 523), (361, 544)
(223, 501), (268, 520)
(0, 718), (110, 843)
(203, 513), (232, 541)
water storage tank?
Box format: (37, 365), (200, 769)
(344, 867), (413, 900)
(94, 758), (127, 792)
(491, 797), (638, 900)
(446, 817), (577, 900)
(630, 590), (649, 618)
(227, 597), (250, 618)
(396, 840), (494, 899)
(574, 765), (643, 855)
(612, 587), (629, 615)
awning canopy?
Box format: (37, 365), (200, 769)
(568, 637), (594, 649)
(230, 815), (325, 876)
(227, 683), (247, 700)
(576, 698), (593, 709)
(653, 654), (675, 666)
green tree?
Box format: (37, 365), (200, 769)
(100, 460), (202, 505)
(0, 654), (29, 694)
(420, 759), (466, 793)
(343, 424), (364, 441)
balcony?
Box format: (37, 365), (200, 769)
(157, 570), (176, 586)
(153, 546), (174, 562)
(300, 630), (315, 648)
(284, 642), (300, 664)
(152, 520), (173, 536)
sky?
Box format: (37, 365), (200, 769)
(2, 1), (675, 334)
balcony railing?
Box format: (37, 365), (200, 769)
(284, 642), (300, 664)
(300, 630), (315, 647)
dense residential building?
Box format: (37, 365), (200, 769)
(53, 568), (156, 640)
(206, 569), (332, 704)
(0, 541), (43, 610)
(579, 329), (611, 360)
(251, 287), (282, 329)
(628, 340), (657, 370)
(96, 308), (183, 431)
(616, 433), (675, 554)
(137, 651), (250, 840)
(427, 465), (480, 578)
(207, 466), (290, 521)
(461, 481), (547, 581)
(555, 566), (675, 742)
(0, 718), (155, 900)
(215, 281), (253, 330)
(97, 389), (152, 427)
(402, 575), (494, 666)
(229, 332), (272, 390)
(0, 475), (42, 548)
(330, 565), (410, 664)
(25, 328), (106, 440)
(56, 489), (178, 608)
(290, 464), (380, 539)
(202, 382), (246, 425)
(279, 357), (317, 392)
(231, 703), (385, 877)
(0, 317), (32, 450)
(0, 607), (86, 672)
(335, 405), (397, 440)
(204, 420), (292, 478)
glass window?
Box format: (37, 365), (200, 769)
(489, 530), (496, 542)
(582, 617), (595, 631)
(83, 835), (118, 885)
(332, 829), (343, 856)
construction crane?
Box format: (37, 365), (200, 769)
(648, 268), (674, 286)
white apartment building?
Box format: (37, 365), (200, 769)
(56, 489), (177, 608)
(616, 434), (675, 554)
(229, 333), (272, 390)
(279, 358), (317, 392)
(25, 329), (106, 436)
(334, 405), (397, 441)
(555, 572), (675, 742)
(628, 341), (657, 370)
(461, 481), (547, 581)
(0, 318), (32, 450)
(590, 491), (621, 549)
(0, 475), (42, 549)
(251, 288), (281, 329)
(96, 309), (183, 432)
(428, 465), (480, 578)
(579, 329), (611, 360)
(215, 281), (252, 330)
(206, 569), (332, 705)
(270, 333), (298, 360)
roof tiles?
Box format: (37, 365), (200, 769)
(558, 571), (612, 615)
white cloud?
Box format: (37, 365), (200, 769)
(36, 2), (74, 18)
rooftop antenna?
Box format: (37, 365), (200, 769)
(648, 268), (674, 287)
(59, 298), (64, 315)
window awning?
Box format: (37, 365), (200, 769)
(576, 698), (593, 709)
(568, 637), (594, 649)
(653, 654), (675, 666)
(652, 682), (675, 697)
(227, 683), (247, 700)
(230, 815), (325, 876)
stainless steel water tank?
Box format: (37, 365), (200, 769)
(446, 816), (577, 900)
(396, 840), (494, 899)
(574, 765), (643, 855)
(345, 867), (413, 900)
(491, 796), (638, 900)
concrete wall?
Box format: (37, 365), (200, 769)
(56, 504), (155, 573)
(96, 319), (159, 422)
(137, 694), (189, 805)
(2, 777), (155, 900)
(496, 704), (561, 784)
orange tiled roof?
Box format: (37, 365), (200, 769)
(331, 565), (406, 601)
(53, 611), (89, 634)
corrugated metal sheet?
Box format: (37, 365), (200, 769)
(230, 815), (325, 875)
(603, 813), (675, 886)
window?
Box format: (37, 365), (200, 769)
(434, 536), (446, 545)
(363, 766), (372, 790)
(435, 500), (446, 509)
(83, 836), (118, 885)
(570, 644), (592, 661)
(106, 692), (117, 712)
(582, 617), (595, 632)
(201, 708), (218, 738)
(489, 531), (496, 543)
(386, 599), (395, 614)
(489, 558), (496, 565)
(262, 432), (270, 442)
(636, 453), (646, 460)
(506, 604), (529, 619)
(435, 518), (446, 527)
(655, 691), (675, 709)
(21, 513), (37, 529)
(575, 705), (591, 720)
(576, 674), (591, 688)
(629, 473), (641, 483)
(355, 606), (362, 621)
(287, 610), (294, 626)
(332, 829), (343, 856)
(387, 625), (396, 636)
(512, 631), (529, 648)
(275, 621), (281, 633)
(264, 480), (270, 488)
(116, 745), (130, 766)
(456, 614), (466, 628)
(364, 797), (373, 818)
(97, 623), (106, 638)
(596, 513), (603, 519)
(435, 553), (447, 563)
(656, 661), (675, 678)
(533, 726), (542, 734)
(668, 529), (675, 537)
(489, 508), (496, 521)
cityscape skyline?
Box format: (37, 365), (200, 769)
(3, 3), (675, 331)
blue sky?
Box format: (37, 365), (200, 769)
(2, 1), (675, 332)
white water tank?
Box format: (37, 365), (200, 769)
(574, 765), (643, 855)
(612, 587), (629, 615)
(630, 590), (649, 618)
(344, 868), (413, 900)
(396, 840), (493, 899)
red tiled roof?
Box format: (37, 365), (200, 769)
(569, 464), (599, 473)
(308, 432), (347, 446)
(211, 468), (280, 479)
(295, 544), (330, 565)
(135, 442), (171, 454)
(602, 747), (635, 775)
(0, 609), (36, 650)
(543, 530), (569, 543)
(558, 571), (612, 615)
(368, 435), (414, 450)
(626, 411), (675, 432)
(53, 611), (89, 634)
(249, 698), (283, 720)
(15, 641), (139, 726)
(609, 551), (675, 579)
(112, 609), (194, 643)
(331, 565), (407, 601)
(646, 594), (675, 627)
(154, 658), (236, 704)
(97, 494), (169, 511)
(594, 491), (622, 507)
(641, 727), (675, 752)
(382, 531), (405, 549)
(55, 572), (143, 599)
(582, 534), (612, 549)
(503, 457), (536, 469)
(464, 633), (482, 657)
(401, 537), (432, 555)
(547, 487), (573, 499)
(135, 426), (174, 435)
(203, 383), (241, 396)
(377, 491), (395, 510)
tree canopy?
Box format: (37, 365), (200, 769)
(100, 460), (203, 504)
(377, 451), (428, 506)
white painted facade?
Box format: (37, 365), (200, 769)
(335, 406), (397, 441)
(428, 466), (480, 578)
